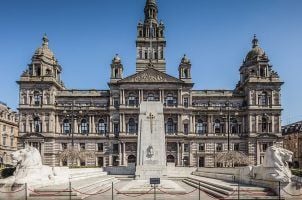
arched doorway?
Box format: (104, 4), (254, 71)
(127, 155), (136, 164)
(167, 155), (175, 163)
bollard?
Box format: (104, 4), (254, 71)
(154, 184), (156, 200)
(237, 180), (240, 200)
(198, 181), (200, 200)
(25, 183), (27, 200)
(278, 181), (281, 200)
(69, 181), (71, 200)
(112, 182), (114, 200)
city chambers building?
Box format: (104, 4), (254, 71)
(17, 0), (283, 168)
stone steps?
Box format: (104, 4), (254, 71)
(69, 168), (107, 180)
(183, 175), (284, 200)
(28, 173), (117, 200)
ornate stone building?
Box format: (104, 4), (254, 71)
(17, 0), (283, 167)
(0, 102), (18, 166)
(282, 121), (302, 168)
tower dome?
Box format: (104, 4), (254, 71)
(34, 34), (55, 60)
(245, 35), (266, 62)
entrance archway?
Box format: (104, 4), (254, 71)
(167, 155), (175, 163)
(127, 155), (136, 164)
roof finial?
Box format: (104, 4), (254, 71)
(252, 34), (259, 48)
(42, 33), (49, 47)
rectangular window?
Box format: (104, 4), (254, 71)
(11, 127), (13, 134)
(234, 143), (240, 151)
(10, 138), (13, 146)
(113, 144), (119, 154)
(184, 98), (189, 108)
(80, 143), (85, 150)
(3, 137), (6, 146)
(113, 98), (119, 108)
(262, 143), (268, 152)
(114, 123), (119, 135)
(3, 125), (6, 131)
(184, 124), (189, 135)
(184, 144), (189, 152)
(199, 143), (205, 152)
(216, 143), (223, 152)
(97, 143), (104, 152)
(62, 143), (67, 150)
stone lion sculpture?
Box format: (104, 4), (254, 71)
(0, 146), (68, 187)
(249, 146), (293, 183)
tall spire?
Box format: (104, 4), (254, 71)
(144, 0), (158, 23)
(252, 34), (259, 48)
(136, 0), (166, 73)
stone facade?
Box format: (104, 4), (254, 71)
(282, 121), (302, 168)
(17, 0), (283, 168)
(0, 102), (18, 166)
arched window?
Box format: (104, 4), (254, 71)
(214, 119), (221, 133)
(128, 118), (137, 134)
(97, 119), (106, 134)
(35, 65), (41, 76)
(166, 118), (174, 134)
(184, 69), (188, 78)
(139, 50), (142, 59)
(34, 91), (41, 106)
(260, 67), (266, 77)
(63, 119), (70, 134)
(196, 119), (204, 134)
(128, 155), (136, 164)
(167, 155), (175, 163)
(114, 69), (119, 78)
(80, 119), (89, 134)
(147, 93), (155, 101)
(34, 117), (41, 133)
(231, 119), (238, 134)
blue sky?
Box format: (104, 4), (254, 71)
(0, 0), (301, 125)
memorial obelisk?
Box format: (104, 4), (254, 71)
(135, 101), (167, 179)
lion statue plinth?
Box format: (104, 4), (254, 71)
(0, 146), (69, 187)
(249, 146), (293, 183)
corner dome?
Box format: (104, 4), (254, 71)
(112, 54), (121, 63)
(181, 54), (190, 64)
(245, 35), (266, 62)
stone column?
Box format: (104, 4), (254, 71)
(255, 115), (259, 133)
(119, 142), (122, 166)
(181, 142), (185, 166)
(89, 116), (92, 133)
(178, 114), (182, 134)
(91, 115), (95, 134)
(177, 142), (180, 166)
(109, 155), (112, 166)
(123, 142), (126, 166)
(178, 89), (181, 106)
(74, 118), (78, 133)
(207, 115), (212, 134)
(109, 116), (113, 134)
(138, 90), (141, 103)
(26, 116), (29, 133)
(189, 142), (193, 166)
(42, 115), (46, 133)
(123, 114), (126, 133)
(271, 115), (275, 133)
